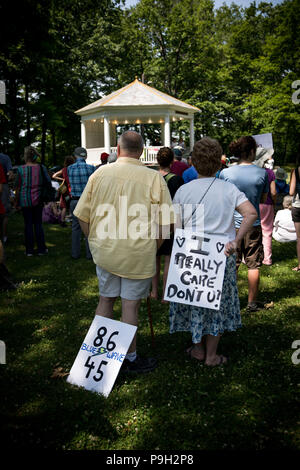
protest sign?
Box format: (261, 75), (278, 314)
(164, 229), (228, 310)
(67, 316), (137, 397)
(252, 133), (273, 149)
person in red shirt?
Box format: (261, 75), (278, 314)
(170, 148), (188, 177)
(52, 155), (76, 226)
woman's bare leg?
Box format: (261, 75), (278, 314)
(187, 337), (206, 361)
(292, 222), (300, 270)
(205, 334), (227, 366)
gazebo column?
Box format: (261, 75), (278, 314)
(189, 115), (194, 151)
(164, 114), (171, 147)
(81, 120), (86, 148)
(104, 115), (111, 154)
(160, 123), (165, 146)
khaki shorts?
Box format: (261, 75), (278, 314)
(96, 266), (152, 301)
(236, 225), (264, 270)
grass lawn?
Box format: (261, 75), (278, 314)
(0, 210), (299, 451)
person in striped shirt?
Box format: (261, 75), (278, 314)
(67, 147), (95, 259)
(14, 147), (49, 256)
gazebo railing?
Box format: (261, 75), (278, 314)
(86, 146), (161, 166)
(141, 146), (161, 165)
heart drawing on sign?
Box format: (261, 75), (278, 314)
(216, 242), (225, 253)
(176, 237), (185, 248)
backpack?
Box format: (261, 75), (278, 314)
(165, 173), (176, 183)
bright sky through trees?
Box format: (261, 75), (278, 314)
(125, 0), (284, 8)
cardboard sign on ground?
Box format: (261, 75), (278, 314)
(67, 316), (137, 397)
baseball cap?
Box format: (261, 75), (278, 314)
(74, 147), (87, 158)
(173, 148), (183, 157)
(101, 152), (109, 161)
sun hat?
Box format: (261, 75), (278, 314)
(275, 167), (288, 181)
(254, 147), (274, 167)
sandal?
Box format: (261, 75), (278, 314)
(246, 301), (268, 312)
(186, 345), (205, 362)
(205, 355), (228, 367)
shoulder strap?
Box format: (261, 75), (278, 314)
(165, 172), (176, 183)
(182, 177), (216, 229)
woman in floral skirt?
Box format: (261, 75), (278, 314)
(169, 137), (257, 366)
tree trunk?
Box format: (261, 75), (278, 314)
(283, 122), (290, 166)
(41, 115), (47, 164)
(9, 77), (21, 163)
(51, 128), (56, 165)
(25, 82), (31, 145)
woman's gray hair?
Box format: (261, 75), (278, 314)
(283, 195), (293, 209)
(108, 152), (117, 163)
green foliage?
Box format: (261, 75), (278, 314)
(0, 0), (300, 165)
(0, 211), (299, 449)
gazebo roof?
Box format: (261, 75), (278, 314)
(75, 78), (200, 117)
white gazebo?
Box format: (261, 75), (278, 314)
(75, 78), (200, 165)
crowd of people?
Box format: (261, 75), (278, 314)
(0, 131), (300, 372)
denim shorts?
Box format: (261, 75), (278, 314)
(96, 266), (152, 301)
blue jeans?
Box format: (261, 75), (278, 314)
(22, 205), (47, 255)
(70, 199), (92, 259)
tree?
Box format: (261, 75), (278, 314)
(0, 0), (124, 164)
(245, 0), (300, 163)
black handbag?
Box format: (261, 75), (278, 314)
(40, 165), (56, 203)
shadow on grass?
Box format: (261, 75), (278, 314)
(0, 369), (117, 449)
(1, 213), (299, 450)
(113, 319), (299, 450)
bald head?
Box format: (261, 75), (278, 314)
(118, 130), (144, 159)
